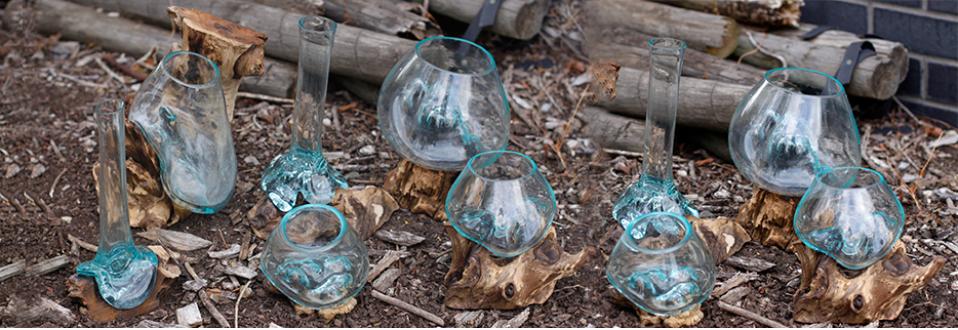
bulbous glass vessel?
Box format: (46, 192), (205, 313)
(728, 67), (861, 196)
(131, 51), (237, 213)
(260, 204), (368, 309)
(445, 150), (556, 258)
(607, 212), (714, 316)
(794, 167), (905, 270)
(378, 36), (510, 171)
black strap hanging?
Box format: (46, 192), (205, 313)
(798, 25), (879, 86)
(461, 0), (504, 42)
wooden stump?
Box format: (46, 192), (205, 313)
(734, 188), (798, 249)
(443, 226), (592, 310)
(382, 160), (458, 221)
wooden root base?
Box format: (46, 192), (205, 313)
(608, 291), (704, 327)
(735, 188), (798, 249)
(443, 226), (592, 310)
(248, 186), (399, 241)
(262, 281), (357, 321)
(690, 216), (751, 264)
(383, 160), (457, 221)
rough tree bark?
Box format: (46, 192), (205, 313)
(649, 0), (803, 28)
(382, 160), (458, 221)
(322, 0), (440, 39)
(583, 0), (740, 58)
(428, 0), (549, 40)
(590, 63), (751, 131)
(734, 188), (798, 249)
(70, 0), (416, 83)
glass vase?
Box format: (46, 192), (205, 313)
(794, 167), (905, 269)
(377, 36), (510, 171)
(261, 16), (347, 212)
(260, 204), (369, 309)
(77, 99), (158, 310)
(130, 51), (237, 213)
(613, 38), (697, 229)
(445, 150), (556, 258)
(728, 67), (862, 196)
(606, 212), (715, 316)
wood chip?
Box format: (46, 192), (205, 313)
(224, 264), (257, 279)
(0, 260), (25, 282)
(371, 267), (401, 291)
(720, 286), (751, 304)
(208, 244), (241, 259)
(712, 272), (759, 297)
(67, 234), (97, 252)
(26, 255), (70, 276)
(176, 302), (203, 327)
(199, 290), (231, 328)
(3, 295), (75, 324)
(492, 308), (530, 328)
(268, 322), (282, 328)
(371, 290), (444, 326)
(454, 310), (484, 327)
(137, 229), (212, 251)
(367, 250), (405, 282)
(374, 229), (426, 246)
(136, 320), (186, 328)
(717, 301), (787, 328)
(725, 256), (776, 272)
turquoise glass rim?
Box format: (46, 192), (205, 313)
(622, 211), (694, 255)
(160, 50), (221, 89)
(279, 203), (349, 253)
(414, 36), (497, 76)
(647, 37), (688, 50)
(792, 166), (906, 270)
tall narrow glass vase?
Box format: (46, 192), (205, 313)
(77, 99), (158, 309)
(612, 38), (698, 228)
(261, 16), (347, 212)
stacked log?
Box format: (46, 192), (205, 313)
(773, 24), (909, 81)
(649, 0), (803, 28)
(428, 0), (549, 40)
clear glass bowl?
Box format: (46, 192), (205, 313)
(794, 167), (905, 269)
(445, 150), (556, 258)
(259, 204), (369, 309)
(130, 51), (237, 213)
(728, 67), (862, 196)
(607, 212), (715, 316)
(377, 36), (510, 171)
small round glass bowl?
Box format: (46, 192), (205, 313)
(445, 150), (556, 258)
(794, 167), (905, 270)
(259, 204), (369, 309)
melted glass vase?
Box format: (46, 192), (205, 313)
(130, 51), (237, 213)
(794, 167), (905, 269)
(607, 212), (715, 316)
(378, 36), (510, 171)
(77, 99), (158, 310)
(613, 38), (697, 229)
(261, 16), (347, 212)
(729, 67), (862, 196)
(445, 151), (556, 257)
(260, 204), (369, 309)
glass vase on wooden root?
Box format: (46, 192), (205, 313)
(130, 51), (237, 214)
(261, 16), (347, 212)
(613, 38), (698, 229)
(77, 99), (158, 310)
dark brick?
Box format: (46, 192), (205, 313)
(800, 1), (868, 35)
(897, 58), (923, 97)
(927, 62), (958, 104)
(874, 8), (958, 59)
(928, 0), (958, 14)
(877, 0), (922, 8)
(901, 99), (958, 127)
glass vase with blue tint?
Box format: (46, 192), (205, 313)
(77, 99), (158, 310)
(260, 204), (368, 309)
(445, 150), (556, 258)
(130, 51), (236, 213)
(607, 212), (714, 316)
(794, 167), (905, 269)
(728, 67), (862, 197)
(613, 38), (698, 229)
(261, 16), (347, 212)
(377, 36), (510, 171)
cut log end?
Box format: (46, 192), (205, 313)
(705, 19), (740, 59)
(512, 0), (551, 40)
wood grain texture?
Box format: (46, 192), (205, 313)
(650, 0), (802, 28)
(323, 0), (440, 39)
(428, 0), (549, 40)
(774, 24), (909, 83)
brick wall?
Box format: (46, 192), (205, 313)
(802, 0), (958, 126)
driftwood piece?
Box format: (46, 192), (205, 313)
(608, 291), (704, 327)
(443, 226), (592, 310)
(137, 229), (213, 252)
(774, 23), (909, 82)
(650, 0), (802, 28)
(66, 249), (179, 323)
(383, 160), (458, 221)
(790, 241), (945, 324)
(0, 260), (25, 282)
(2, 296), (76, 325)
(249, 186), (399, 241)
(428, 0), (549, 40)
(590, 64), (751, 131)
(167, 6), (266, 120)
(71, 0), (416, 84)
(175, 302), (203, 327)
(734, 188), (798, 249)
(322, 0), (440, 39)
(25, 255), (70, 276)
(584, 0), (740, 58)
(734, 29), (905, 100)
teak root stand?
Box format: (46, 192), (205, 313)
(383, 159), (593, 310)
(736, 188), (945, 324)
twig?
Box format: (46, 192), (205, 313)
(368, 251), (405, 282)
(94, 56), (128, 84)
(236, 92), (294, 104)
(717, 301), (787, 328)
(603, 148), (643, 158)
(371, 290), (444, 326)
(51, 70), (108, 89)
(234, 280), (253, 328)
(67, 234), (98, 252)
(49, 168), (67, 198)
(199, 290), (231, 328)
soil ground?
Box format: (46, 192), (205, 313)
(1, 0), (957, 327)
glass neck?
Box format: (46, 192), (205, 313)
(291, 24), (335, 153)
(640, 45), (685, 181)
(95, 103), (133, 251)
